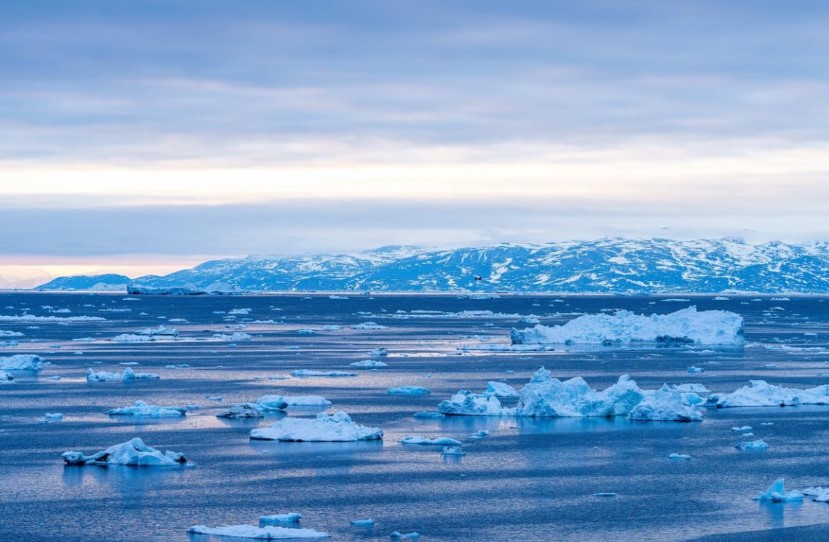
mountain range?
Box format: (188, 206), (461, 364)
(35, 238), (829, 294)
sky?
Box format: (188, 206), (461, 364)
(2, 0), (829, 287)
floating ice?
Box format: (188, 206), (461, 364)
(628, 385), (704, 422)
(731, 426), (752, 432)
(108, 400), (186, 417)
(388, 386), (431, 396)
(0, 354), (44, 371)
(673, 383), (710, 394)
(297, 329), (317, 336)
(442, 446), (465, 457)
(351, 519), (374, 527)
(111, 334), (154, 343)
(413, 411), (444, 419)
(217, 403), (264, 418)
(390, 532), (421, 541)
(350, 360), (388, 368)
(369, 348), (388, 357)
(276, 395), (332, 408)
(250, 411), (383, 442)
(754, 479), (803, 503)
(139, 325), (178, 336)
(291, 370), (356, 378)
(710, 380), (829, 407)
(62, 437), (188, 467)
(438, 390), (506, 416)
(687, 366), (704, 373)
(484, 381), (519, 398)
(188, 524), (329, 539)
(254, 396), (290, 411)
(736, 439), (768, 451)
(213, 332), (252, 341)
(469, 430), (489, 440)
(87, 368), (159, 382)
(669, 453), (692, 460)
(0, 370), (13, 383)
(511, 307), (744, 346)
(400, 436), (462, 446)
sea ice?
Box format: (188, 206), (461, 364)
(0, 354), (44, 371)
(107, 400), (186, 417)
(249, 411), (383, 442)
(112, 334), (154, 343)
(710, 380), (829, 407)
(735, 439), (768, 451)
(259, 513), (302, 526)
(187, 524), (329, 539)
(510, 307), (744, 346)
(754, 479), (803, 503)
(87, 368), (160, 382)
(217, 403), (264, 418)
(62, 437), (188, 467)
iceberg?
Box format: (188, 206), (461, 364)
(351, 322), (388, 330)
(511, 307), (744, 346)
(710, 380), (829, 407)
(438, 390), (506, 416)
(369, 348), (388, 357)
(217, 403), (264, 418)
(628, 385), (704, 422)
(350, 360), (388, 368)
(253, 396), (290, 411)
(139, 325), (178, 336)
(112, 334), (154, 343)
(484, 381), (519, 398)
(0, 354), (44, 371)
(388, 386), (431, 396)
(62, 437), (188, 467)
(213, 332), (252, 341)
(400, 436), (462, 446)
(250, 411), (383, 442)
(754, 479), (803, 503)
(107, 400), (186, 417)
(669, 453), (692, 460)
(438, 369), (704, 422)
(187, 524), (329, 539)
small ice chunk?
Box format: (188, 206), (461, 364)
(217, 403), (264, 418)
(212, 332), (251, 341)
(369, 348), (388, 357)
(669, 453), (691, 460)
(390, 532), (421, 541)
(351, 519), (374, 527)
(754, 478), (803, 503)
(468, 430), (489, 440)
(731, 426), (752, 432)
(687, 366), (705, 373)
(442, 445), (465, 457)
(735, 439), (768, 451)
(413, 411), (444, 419)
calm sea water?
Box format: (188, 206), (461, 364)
(2, 293), (829, 541)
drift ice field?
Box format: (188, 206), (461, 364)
(3, 293), (829, 541)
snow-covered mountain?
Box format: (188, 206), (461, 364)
(35, 239), (829, 293)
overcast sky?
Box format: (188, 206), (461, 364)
(2, 0), (829, 286)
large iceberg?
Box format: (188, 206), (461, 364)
(709, 380), (829, 408)
(188, 524), (329, 539)
(62, 437), (188, 467)
(107, 400), (186, 417)
(0, 354), (45, 371)
(511, 307), (744, 346)
(249, 411), (383, 442)
(438, 369), (704, 422)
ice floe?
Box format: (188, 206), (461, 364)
(213, 332), (252, 341)
(107, 400), (186, 417)
(62, 437), (189, 467)
(87, 367), (159, 382)
(0, 354), (44, 371)
(249, 411), (383, 442)
(112, 334), (154, 343)
(187, 524), (329, 539)
(709, 380), (829, 408)
(510, 307), (744, 347)
(217, 403), (265, 418)
(735, 439), (768, 451)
